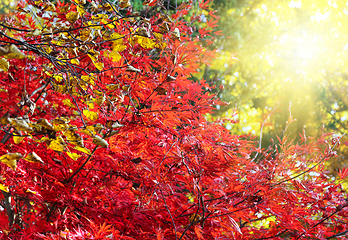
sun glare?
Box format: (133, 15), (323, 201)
(278, 30), (325, 69)
(293, 33), (320, 60)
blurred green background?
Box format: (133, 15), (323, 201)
(195, 0), (348, 173)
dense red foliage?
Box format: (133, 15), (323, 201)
(0, 0), (347, 239)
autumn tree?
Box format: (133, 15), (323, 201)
(0, 0), (348, 239)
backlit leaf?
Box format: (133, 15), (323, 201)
(71, 58), (80, 65)
(74, 146), (91, 155)
(66, 12), (79, 24)
(0, 183), (9, 192)
(48, 137), (66, 152)
(80, 126), (96, 136)
(93, 61), (104, 71)
(37, 118), (54, 131)
(93, 135), (109, 147)
(13, 135), (25, 144)
(83, 110), (99, 121)
(105, 50), (122, 62)
(65, 130), (84, 147)
(5, 45), (25, 59)
(25, 152), (44, 163)
(62, 99), (76, 108)
(136, 36), (156, 49)
(0, 153), (23, 170)
(11, 118), (33, 132)
(126, 65), (141, 72)
(106, 84), (119, 90)
(77, 5), (85, 16)
(67, 152), (81, 160)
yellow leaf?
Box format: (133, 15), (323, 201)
(55, 84), (67, 93)
(66, 12), (79, 24)
(40, 136), (51, 145)
(154, 32), (163, 41)
(81, 75), (95, 86)
(43, 1), (55, 11)
(95, 95), (106, 106)
(6, 45), (25, 59)
(48, 137), (66, 152)
(26, 29), (42, 37)
(67, 152), (81, 160)
(0, 113), (11, 124)
(71, 58), (80, 65)
(104, 50), (122, 62)
(77, 5), (85, 16)
(119, 0), (131, 8)
(25, 152), (44, 163)
(93, 61), (104, 71)
(62, 99), (76, 108)
(37, 118), (54, 131)
(74, 146), (91, 155)
(93, 135), (109, 147)
(136, 36), (156, 49)
(1, 159), (17, 171)
(112, 43), (127, 52)
(92, 14), (107, 20)
(94, 123), (104, 131)
(52, 117), (69, 125)
(73, 0), (86, 4)
(0, 153), (23, 171)
(0, 183), (9, 192)
(32, 29), (41, 36)
(11, 118), (33, 132)
(106, 84), (119, 90)
(104, 19), (116, 29)
(60, 5), (69, 13)
(53, 74), (63, 82)
(87, 49), (99, 62)
(65, 130), (84, 147)
(13, 135), (25, 144)
(87, 102), (94, 109)
(87, 21), (102, 30)
(110, 33), (124, 44)
(0, 58), (9, 72)
(80, 126), (96, 136)
(0, 153), (23, 161)
(53, 122), (69, 131)
(79, 29), (92, 41)
(83, 110), (98, 121)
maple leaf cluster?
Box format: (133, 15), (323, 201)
(0, 0), (347, 239)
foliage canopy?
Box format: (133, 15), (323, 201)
(0, 0), (347, 239)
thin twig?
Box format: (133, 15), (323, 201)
(159, 187), (178, 240)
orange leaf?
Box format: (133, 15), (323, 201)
(194, 225), (204, 239)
